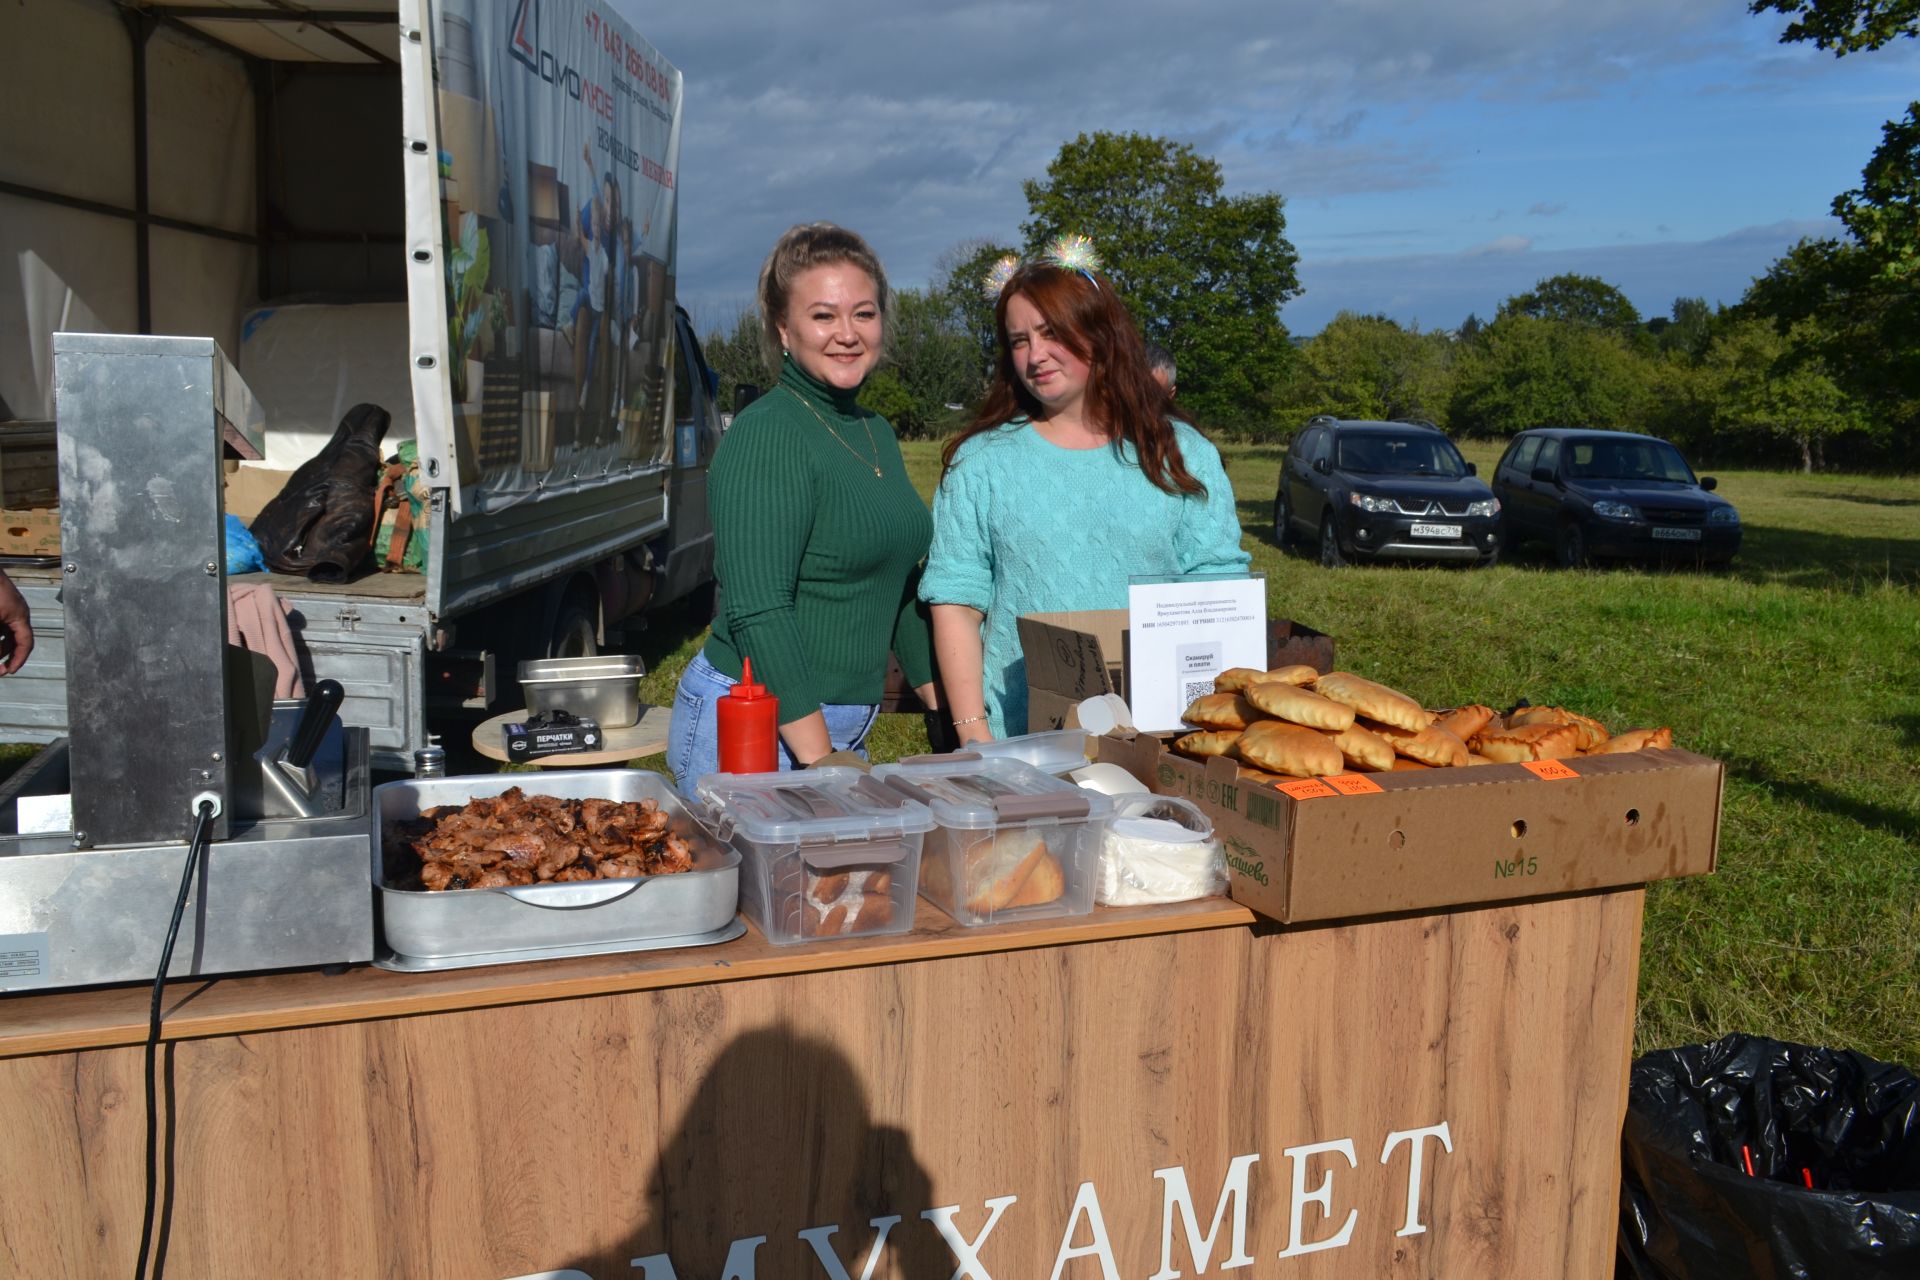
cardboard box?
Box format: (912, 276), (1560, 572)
(1095, 731), (1721, 922)
(0, 507), (59, 558)
(504, 716), (603, 760)
(224, 467), (295, 523)
(1017, 609), (1334, 733)
(0, 423), (57, 509)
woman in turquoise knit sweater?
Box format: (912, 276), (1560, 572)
(666, 224), (937, 792)
(920, 252), (1249, 741)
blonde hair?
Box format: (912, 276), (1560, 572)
(756, 223), (890, 373)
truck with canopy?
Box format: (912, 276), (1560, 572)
(0, 0), (719, 769)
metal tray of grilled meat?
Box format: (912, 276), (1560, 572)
(372, 769), (741, 965)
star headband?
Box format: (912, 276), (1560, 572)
(980, 235), (1106, 299)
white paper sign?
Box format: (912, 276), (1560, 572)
(16, 793), (72, 835)
(1127, 575), (1268, 732)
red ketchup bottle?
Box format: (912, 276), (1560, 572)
(716, 657), (779, 773)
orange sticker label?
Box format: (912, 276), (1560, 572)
(1324, 773), (1385, 796)
(1277, 778), (1339, 800)
(1521, 759), (1581, 781)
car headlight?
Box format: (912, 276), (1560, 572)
(1466, 498), (1500, 518)
(1708, 505), (1740, 526)
(1348, 493), (1396, 514)
(1592, 500), (1638, 520)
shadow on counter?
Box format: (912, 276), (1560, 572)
(557, 1025), (951, 1279)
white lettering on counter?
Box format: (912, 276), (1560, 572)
(1274, 1139), (1358, 1259)
(1048, 1181), (1120, 1280)
(797, 1216), (899, 1280)
(921, 1195), (1017, 1279)
(1381, 1122), (1454, 1238)
(515, 1122), (1454, 1279)
(1149, 1154), (1259, 1278)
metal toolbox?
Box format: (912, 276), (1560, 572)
(372, 769), (740, 970)
(517, 655), (646, 727)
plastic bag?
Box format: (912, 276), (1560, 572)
(1620, 1033), (1920, 1280)
(1096, 794), (1226, 906)
(224, 513), (264, 575)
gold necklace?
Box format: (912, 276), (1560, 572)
(783, 386), (883, 478)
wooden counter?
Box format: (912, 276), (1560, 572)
(0, 890), (1644, 1278)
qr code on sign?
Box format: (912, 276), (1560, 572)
(1183, 679), (1215, 707)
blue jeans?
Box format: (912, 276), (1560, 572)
(665, 651), (879, 800)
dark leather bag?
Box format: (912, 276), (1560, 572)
(249, 402), (392, 582)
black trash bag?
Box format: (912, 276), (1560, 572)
(1620, 1033), (1920, 1280)
(249, 403), (391, 582)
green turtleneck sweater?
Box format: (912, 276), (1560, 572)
(701, 357), (934, 720)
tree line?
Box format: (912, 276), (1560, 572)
(706, 1), (1915, 473)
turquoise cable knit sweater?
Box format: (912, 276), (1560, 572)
(920, 420), (1250, 738)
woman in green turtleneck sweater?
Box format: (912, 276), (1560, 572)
(665, 224), (939, 795)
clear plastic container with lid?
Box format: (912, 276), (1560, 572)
(968, 728), (1090, 778)
(870, 755), (1113, 926)
(695, 767), (934, 945)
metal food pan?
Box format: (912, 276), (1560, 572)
(518, 655), (645, 727)
(372, 769), (739, 962)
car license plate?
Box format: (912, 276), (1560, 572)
(1652, 527), (1701, 541)
(1411, 523), (1461, 539)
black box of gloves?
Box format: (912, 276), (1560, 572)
(504, 710), (603, 760)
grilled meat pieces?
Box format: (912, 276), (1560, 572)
(388, 787), (699, 891)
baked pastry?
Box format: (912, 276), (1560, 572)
(1245, 681), (1356, 732)
(1588, 727), (1674, 754)
(1466, 752), (1497, 766)
(928, 829), (1066, 916)
(1326, 723), (1395, 772)
(1215, 664), (1318, 693)
(1235, 765), (1288, 785)
(1181, 692), (1261, 730)
(1312, 672), (1432, 732)
(1234, 720), (1343, 778)
(1370, 722), (1470, 768)
(1174, 729), (1243, 758)
(1432, 704), (1497, 741)
(1508, 705), (1610, 751)
(792, 867), (896, 936)
(1473, 722), (1581, 762)
(1212, 668), (1265, 694)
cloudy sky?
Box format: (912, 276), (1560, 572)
(611, 0), (1917, 336)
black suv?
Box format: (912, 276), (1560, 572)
(1491, 429), (1740, 568)
(1273, 417), (1501, 567)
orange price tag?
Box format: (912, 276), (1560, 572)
(1324, 773), (1385, 796)
(1520, 759), (1581, 781)
(1277, 778), (1338, 800)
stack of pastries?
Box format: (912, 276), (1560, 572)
(1176, 666), (1674, 782)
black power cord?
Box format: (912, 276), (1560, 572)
(133, 799), (216, 1280)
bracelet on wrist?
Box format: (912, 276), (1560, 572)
(950, 715), (986, 728)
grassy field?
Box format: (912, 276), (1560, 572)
(624, 438), (1920, 1065)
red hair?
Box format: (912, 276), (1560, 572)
(941, 264), (1205, 496)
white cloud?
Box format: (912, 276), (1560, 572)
(1290, 218), (1840, 333)
(1469, 235), (1534, 255)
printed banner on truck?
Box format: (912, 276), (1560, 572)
(433, 0), (683, 500)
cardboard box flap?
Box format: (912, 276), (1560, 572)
(1018, 610), (1128, 700)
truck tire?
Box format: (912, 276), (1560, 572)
(548, 585), (600, 659)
